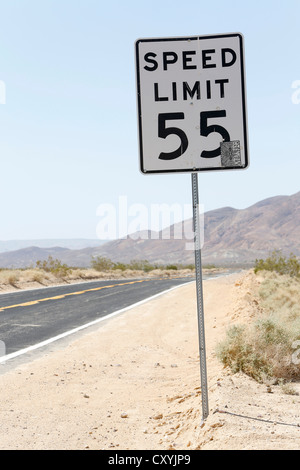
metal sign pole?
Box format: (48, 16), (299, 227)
(191, 172), (209, 422)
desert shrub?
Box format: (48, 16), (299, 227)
(112, 262), (127, 271)
(182, 264), (195, 270)
(254, 250), (300, 277)
(165, 264), (178, 270)
(36, 255), (71, 277)
(128, 259), (157, 272)
(216, 319), (298, 382)
(90, 256), (114, 272)
(216, 271), (300, 383)
(90, 257), (158, 272)
(216, 325), (273, 382)
(8, 273), (19, 288)
(23, 269), (46, 284)
(31, 271), (44, 283)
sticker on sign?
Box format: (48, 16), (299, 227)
(135, 33), (249, 174)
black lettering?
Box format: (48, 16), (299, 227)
(182, 50), (196, 69)
(154, 83), (168, 101)
(215, 79), (229, 98)
(206, 80), (211, 99)
(183, 81), (200, 100)
(143, 52), (158, 71)
(172, 82), (177, 101)
(163, 52), (178, 70)
(202, 49), (216, 68)
(221, 48), (237, 67)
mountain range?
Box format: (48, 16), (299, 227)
(0, 238), (104, 253)
(1, 191), (300, 269)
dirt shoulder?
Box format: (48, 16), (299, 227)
(0, 271), (299, 450)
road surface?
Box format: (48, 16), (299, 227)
(0, 276), (194, 358)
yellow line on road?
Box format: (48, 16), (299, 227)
(0, 279), (149, 312)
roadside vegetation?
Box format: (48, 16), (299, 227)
(0, 256), (220, 291)
(216, 251), (300, 390)
(253, 250), (300, 277)
(90, 255), (198, 273)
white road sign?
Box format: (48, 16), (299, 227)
(135, 33), (249, 174)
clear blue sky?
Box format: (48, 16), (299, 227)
(0, 0), (299, 239)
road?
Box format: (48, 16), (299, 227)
(0, 276), (194, 358)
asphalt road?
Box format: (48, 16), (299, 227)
(0, 276), (194, 357)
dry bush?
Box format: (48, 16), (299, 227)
(21, 269), (47, 285)
(216, 271), (300, 383)
(0, 270), (21, 288)
(7, 273), (20, 287)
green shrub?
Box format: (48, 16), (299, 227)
(112, 262), (127, 271)
(89, 257), (195, 273)
(36, 256), (71, 277)
(254, 250), (300, 277)
(165, 264), (178, 270)
(128, 259), (157, 272)
(91, 256), (114, 272)
(183, 264), (195, 270)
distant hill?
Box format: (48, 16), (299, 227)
(200, 191), (300, 265)
(0, 239), (105, 253)
(0, 191), (300, 269)
(0, 246), (71, 269)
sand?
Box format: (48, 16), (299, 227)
(0, 271), (299, 450)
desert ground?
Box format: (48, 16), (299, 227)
(0, 270), (299, 450)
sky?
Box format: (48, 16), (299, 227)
(0, 0), (300, 240)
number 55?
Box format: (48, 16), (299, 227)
(158, 110), (230, 160)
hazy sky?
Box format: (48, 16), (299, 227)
(0, 0), (299, 239)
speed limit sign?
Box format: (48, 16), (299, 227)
(135, 33), (249, 174)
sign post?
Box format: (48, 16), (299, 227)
(191, 171), (209, 421)
(135, 33), (248, 422)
